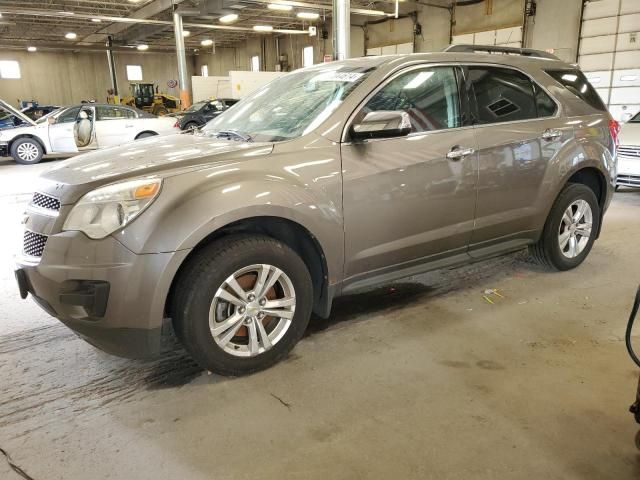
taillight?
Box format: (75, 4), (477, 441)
(609, 118), (620, 147)
(173, 120), (180, 129)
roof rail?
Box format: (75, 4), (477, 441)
(444, 44), (561, 61)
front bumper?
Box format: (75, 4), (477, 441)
(617, 156), (640, 187)
(0, 141), (8, 158)
(16, 232), (190, 358)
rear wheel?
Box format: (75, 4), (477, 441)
(153, 106), (168, 116)
(529, 183), (600, 270)
(11, 138), (43, 165)
(183, 121), (200, 131)
(172, 235), (313, 376)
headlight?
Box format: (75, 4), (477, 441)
(63, 178), (162, 239)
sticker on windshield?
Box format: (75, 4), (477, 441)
(313, 71), (364, 83)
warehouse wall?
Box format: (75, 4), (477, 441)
(454, 0), (524, 34)
(0, 50), (194, 107)
(527, 0), (582, 62)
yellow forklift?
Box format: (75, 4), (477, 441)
(108, 83), (181, 116)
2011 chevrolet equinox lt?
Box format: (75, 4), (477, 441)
(15, 46), (618, 375)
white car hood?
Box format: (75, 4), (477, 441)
(0, 99), (36, 127)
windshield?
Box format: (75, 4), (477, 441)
(629, 111), (640, 123)
(200, 65), (374, 142)
(186, 100), (208, 113)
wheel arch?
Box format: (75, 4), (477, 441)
(165, 215), (332, 321)
(135, 130), (158, 139)
(9, 134), (47, 153)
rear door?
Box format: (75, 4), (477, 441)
(465, 64), (565, 256)
(48, 106), (80, 153)
(94, 105), (138, 146)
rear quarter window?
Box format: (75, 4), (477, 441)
(545, 69), (607, 111)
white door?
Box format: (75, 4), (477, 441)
(579, 0), (640, 121)
(48, 106), (80, 153)
(94, 105), (138, 147)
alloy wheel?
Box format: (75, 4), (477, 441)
(209, 264), (296, 357)
(16, 142), (39, 162)
(558, 199), (593, 258)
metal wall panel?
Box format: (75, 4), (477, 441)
(579, 0), (640, 120)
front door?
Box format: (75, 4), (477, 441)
(341, 65), (478, 285)
(48, 106), (80, 153)
(73, 106), (97, 150)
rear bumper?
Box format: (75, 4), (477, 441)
(15, 233), (190, 358)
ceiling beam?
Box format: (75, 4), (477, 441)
(0, 7), (309, 36)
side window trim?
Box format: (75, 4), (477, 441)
(462, 63), (561, 127)
(342, 63), (470, 143)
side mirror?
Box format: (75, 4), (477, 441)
(350, 110), (412, 141)
(47, 116), (56, 125)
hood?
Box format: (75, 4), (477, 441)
(0, 99), (36, 126)
(620, 122), (640, 147)
(40, 133), (273, 203)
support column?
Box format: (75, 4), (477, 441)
(173, 11), (191, 109)
(332, 0), (350, 61)
(106, 36), (119, 104)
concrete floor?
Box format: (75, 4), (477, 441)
(1, 157), (639, 479)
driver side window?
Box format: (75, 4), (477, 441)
(361, 66), (462, 133)
(57, 107), (81, 123)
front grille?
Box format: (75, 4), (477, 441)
(617, 174), (640, 187)
(619, 145), (640, 159)
(31, 192), (61, 212)
(23, 230), (48, 257)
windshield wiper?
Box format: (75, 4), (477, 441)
(212, 130), (253, 142)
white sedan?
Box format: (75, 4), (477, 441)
(617, 110), (640, 189)
(0, 100), (180, 164)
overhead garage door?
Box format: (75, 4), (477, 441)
(452, 25), (523, 49)
(579, 0), (640, 121)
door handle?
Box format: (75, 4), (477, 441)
(541, 128), (562, 141)
(125, 124), (134, 128)
(446, 146), (475, 160)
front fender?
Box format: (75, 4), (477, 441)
(114, 153), (344, 284)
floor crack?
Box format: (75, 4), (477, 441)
(270, 393), (292, 411)
(0, 446), (36, 480)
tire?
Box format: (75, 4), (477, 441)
(172, 234), (313, 376)
(529, 183), (600, 271)
(135, 132), (157, 140)
(11, 138), (43, 165)
(183, 121), (200, 132)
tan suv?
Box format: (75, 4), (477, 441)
(16, 46), (618, 375)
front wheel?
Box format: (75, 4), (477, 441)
(172, 235), (313, 376)
(529, 183), (601, 270)
(11, 138), (43, 165)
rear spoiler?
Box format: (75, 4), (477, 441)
(444, 44), (561, 61)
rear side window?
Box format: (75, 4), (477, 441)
(468, 66), (540, 124)
(546, 69), (606, 111)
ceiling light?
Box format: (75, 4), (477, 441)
(64, 32), (77, 40)
(0, 13), (3, 18)
(253, 25), (274, 32)
(268, 4), (293, 11)
(620, 75), (638, 82)
(297, 12), (319, 20)
(27, 46), (37, 52)
(219, 14), (239, 23)
(201, 39), (214, 46)
(137, 44), (149, 51)
(91, 18), (102, 23)
(182, 30), (190, 37)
